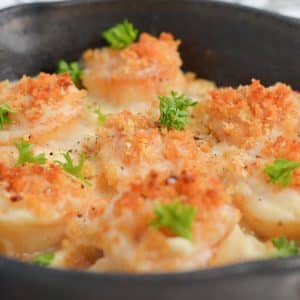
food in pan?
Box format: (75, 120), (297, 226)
(0, 20), (298, 273)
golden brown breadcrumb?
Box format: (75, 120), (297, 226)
(208, 80), (299, 148)
(87, 111), (207, 192)
(0, 162), (92, 255)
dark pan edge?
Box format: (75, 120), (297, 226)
(1, 253), (300, 281)
(0, 0), (299, 285)
(1, 0), (300, 27)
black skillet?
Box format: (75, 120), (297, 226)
(0, 1), (300, 299)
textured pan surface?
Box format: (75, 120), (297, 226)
(0, 0), (300, 299)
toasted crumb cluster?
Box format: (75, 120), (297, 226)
(0, 163), (88, 217)
(262, 136), (300, 161)
(89, 111), (207, 192)
(208, 80), (299, 148)
(232, 135), (300, 240)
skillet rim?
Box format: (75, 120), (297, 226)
(1, 0), (300, 26)
(0, 0), (300, 281)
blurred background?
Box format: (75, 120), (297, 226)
(222, 0), (300, 17)
(2, 0), (300, 18)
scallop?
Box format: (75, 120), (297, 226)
(0, 162), (92, 256)
(82, 32), (186, 113)
(207, 79), (300, 150)
(86, 171), (240, 272)
(234, 137), (300, 239)
(86, 111), (209, 193)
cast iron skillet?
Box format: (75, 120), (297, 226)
(0, 1), (300, 299)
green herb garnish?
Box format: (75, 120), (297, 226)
(56, 152), (91, 186)
(102, 19), (138, 49)
(264, 159), (300, 187)
(57, 59), (82, 88)
(150, 199), (197, 240)
(32, 252), (55, 267)
(159, 91), (197, 130)
(94, 107), (106, 125)
(0, 104), (15, 129)
(15, 139), (47, 166)
(272, 237), (299, 258)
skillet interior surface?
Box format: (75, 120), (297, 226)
(1, 0), (300, 299)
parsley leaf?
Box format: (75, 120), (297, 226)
(159, 91), (197, 130)
(264, 159), (300, 187)
(32, 252), (55, 266)
(15, 139), (47, 166)
(150, 199), (197, 240)
(272, 237), (299, 258)
(102, 19), (138, 49)
(56, 152), (91, 186)
(57, 59), (82, 88)
(94, 107), (106, 125)
(0, 103), (15, 129)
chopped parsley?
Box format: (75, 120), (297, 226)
(272, 237), (299, 258)
(32, 252), (55, 267)
(94, 107), (106, 125)
(150, 199), (197, 240)
(0, 104), (15, 129)
(57, 59), (82, 88)
(102, 19), (138, 49)
(15, 139), (47, 166)
(159, 91), (197, 130)
(56, 152), (91, 186)
(87, 104), (106, 125)
(264, 159), (300, 187)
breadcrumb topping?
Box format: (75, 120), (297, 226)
(0, 162), (89, 218)
(208, 79), (299, 148)
(90, 111), (204, 192)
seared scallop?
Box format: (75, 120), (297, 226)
(0, 73), (87, 147)
(0, 162), (91, 256)
(73, 171), (239, 272)
(234, 136), (300, 239)
(86, 111), (209, 193)
(207, 80), (300, 150)
(82, 33), (186, 113)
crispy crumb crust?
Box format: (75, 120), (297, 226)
(0, 163), (88, 217)
(87, 111), (208, 192)
(208, 79), (299, 148)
